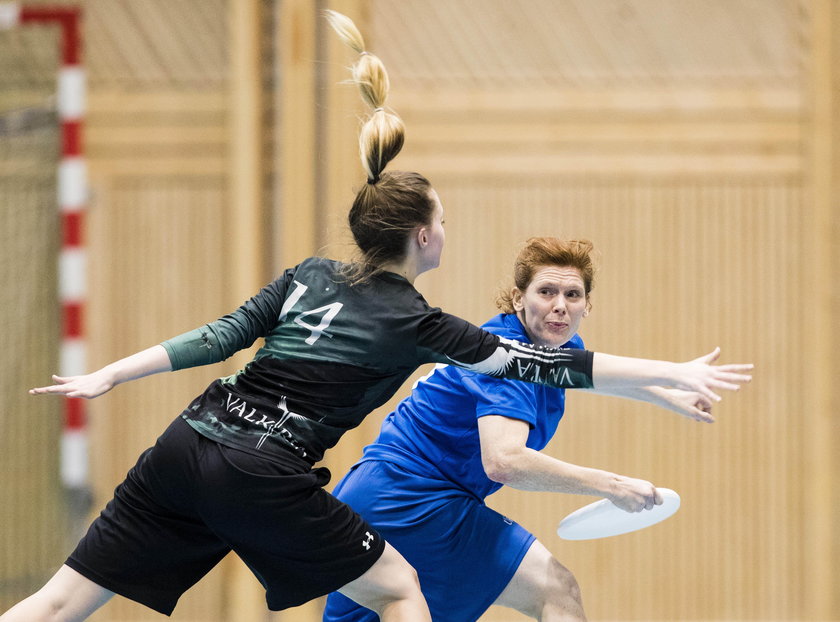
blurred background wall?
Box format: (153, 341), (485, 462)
(0, 0), (837, 620)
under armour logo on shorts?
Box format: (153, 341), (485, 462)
(362, 531), (374, 550)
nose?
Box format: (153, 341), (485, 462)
(552, 297), (566, 314)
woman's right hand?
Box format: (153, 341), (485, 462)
(605, 474), (663, 513)
(29, 345), (173, 400)
(29, 370), (116, 399)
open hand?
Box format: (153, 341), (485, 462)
(673, 347), (753, 403)
(29, 371), (116, 399)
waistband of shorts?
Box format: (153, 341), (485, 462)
(181, 416), (314, 474)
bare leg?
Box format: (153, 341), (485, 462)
(338, 542), (431, 622)
(493, 540), (586, 621)
(0, 565), (114, 622)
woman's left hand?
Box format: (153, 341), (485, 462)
(671, 347), (753, 402)
(653, 387), (715, 423)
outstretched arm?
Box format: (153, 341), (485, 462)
(29, 272), (297, 400)
(477, 415), (660, 512)
(583, 349), (732, 423)
(29, 345), (172, 399)
(590, 347), (752, 403)
(421, 312), (753, 400)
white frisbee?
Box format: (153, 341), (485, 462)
(556, 488), (681, 540)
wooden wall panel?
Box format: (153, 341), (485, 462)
(0, 170), (65, 608)
(803, 0), (839, 616)
(84, 174), (236, 622)
(276, 0), (320, 268)
(0, 19), (68, 614)
(371, 0), (803, 88)
(825, 1), (840, 611)
(2, 1), (837, 621)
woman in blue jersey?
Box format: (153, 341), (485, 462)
(322, 237), (736, 622)
(2, 12), (751, 622)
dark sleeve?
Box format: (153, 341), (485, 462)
(161, 267), (296, 371)
(416, 308), (594, 389)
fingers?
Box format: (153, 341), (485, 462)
(618, 481), (660, 512)
(695, 394), (714, 411)
(717, 366), (754, 381)
(720, 363), (754, 373)
(703, 365), (753, 395)
(709, 380), (744, 392)
(613, 479), (669, 513)
(616, 497), (653, 513)
(697, 346), (721, 364)
(639, 487), (658, 511)
(30, 386), (89, 398)
(30, 373), (112, 400)
(696, 384), (722, 403)
(30, 375), (77, 395)
(30, 385), (73, 395)
(675, 355), (754, 405)
(689, 406), (715, 423)
(709, 374), (752, 392)
(691, 388), (715, 422)
(694, 352), (754, 385)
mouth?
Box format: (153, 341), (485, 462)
(546, 322), (569, 331)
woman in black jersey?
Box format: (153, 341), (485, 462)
(1, 11), (752, 622)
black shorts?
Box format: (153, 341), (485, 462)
(66, 417), (385, 616)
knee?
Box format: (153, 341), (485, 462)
(517, 559), (582, 618)
(1, 566), (111, 622)
(340, 544), (428, 619)
(376, 564), (422, 608)
(34, 587), (79, 622)
(347, 557), (423, 616)
(0, 590), (69, 622)
(544, 559), (583, 610)
(401, 564), (422, 593)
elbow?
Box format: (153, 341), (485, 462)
(482, 452), (522, 485)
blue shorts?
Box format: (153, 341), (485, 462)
(322, 459), (535, 622)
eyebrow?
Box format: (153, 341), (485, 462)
(534, 281), (584, 291)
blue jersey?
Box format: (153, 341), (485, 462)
(358, 313), (584, 500)
(323, 314), (585, 622)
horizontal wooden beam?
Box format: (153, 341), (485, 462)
(399, 152), (801, 177)
(89, 90), (226, 114)
(404, 121), (802, 146)
(390, 86), (803, 116)
(86, 158), (227, 176)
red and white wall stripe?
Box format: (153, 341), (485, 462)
(1, 3), (88, 489)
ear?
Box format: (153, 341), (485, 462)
(416, 226), (429, 247)
(511, 288), (524, 312)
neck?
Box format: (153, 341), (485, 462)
(378, 240), (431, 284)
(379, 260), (419, 284)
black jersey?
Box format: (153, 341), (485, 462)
(162, 257), (593, 465)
